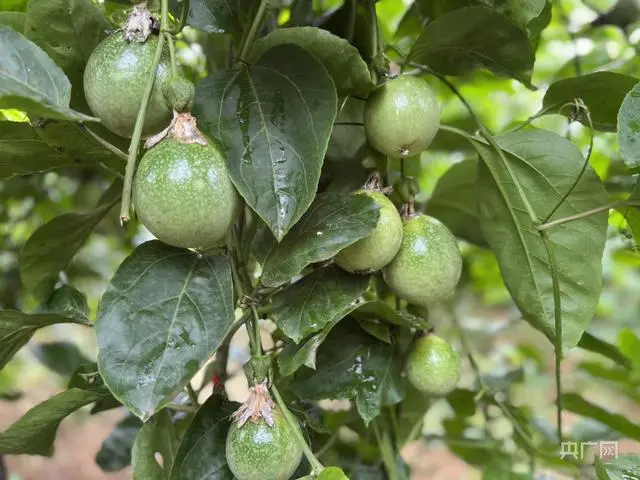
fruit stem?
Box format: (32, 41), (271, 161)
(165, 32), (178, 77)
(80, 125), (128, 162)
(238, 0), (270, 63)
(271, 385), (324, 474)
(120, 31), (166, 223)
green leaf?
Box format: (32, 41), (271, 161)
(0, 310), (88, 369)
(290, 322), (404, 425)
(170, 0), (240, 34)
(596, 455), (640, 480)
(271, 265), (370, 343)
(194, 44), (338, 240)
(426, 158), (487, 247)
(0, 387), (109, 455)
(618, 81), (640, 167)
(317, 467), (350, 480)
(96, 415), (142, 473)
(407, 7), (535, 87)
(475, 129), (608, 351)
(278, 322), (335, 377)
(357, 319), (391, 344)
(0, 11), (25, 31)
(169, 394), (236, 480)
(563, 393), (640, 441)
(251, 27), (375, 96)
(132, 410), (177, 480)
(578, 332), (631, 369)
(0, 121), (80, 178)
(31, 341), (91, 376)
(0, 26), (97, 121)
(542, 72), (638, 132)
(96, 241), (235, 421)
(46, 284), (89, 322)
(24, 0), (110, 109)
(19, 180), (121, 301)
(261, 192), (380, 287)
(0, 0), (27, 11)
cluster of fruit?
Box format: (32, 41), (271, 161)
(83, 9), (462, 478)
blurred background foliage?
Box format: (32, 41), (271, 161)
(1, 0), (639, 478)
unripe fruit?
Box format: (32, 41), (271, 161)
(84, 33), (172, 137)
(364, 76), (440, 158)
(383, 215), (462, 307)
(225, 408), (303, 480)
(133, 138), (239, 249)
(334, 190), (403, 273)
(406, 334), (461, 395)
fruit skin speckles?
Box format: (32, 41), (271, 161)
(406, 334), (461, 396)
(334, 189), (403, 273)
(383, 214), (462, 307)
(364, 75), (440, 158)
(225, 407), (303, 480)
(132, 138), (240, 249)
(83, 33), (173, 138)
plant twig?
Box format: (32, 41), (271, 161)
(80, 125), (128, 162)
(186, 383), (199, 406)
(165, 31), (178, 77)
(120, 15), (167, 223)
(271, 385), (324, 474)
(537, 203), (620, 230)
(238, 0), (270, 63)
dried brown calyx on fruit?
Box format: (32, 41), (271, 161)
(231, 380), (275, 428)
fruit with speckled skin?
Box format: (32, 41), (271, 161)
(163, 75), (195, 112)
(383, 215), (461, 307)
(84, 33), (173, 138)
(364, 76), (440, 158)
(334, 190), (402, 273)
(406, 334), (461, 395)
(132, 138), (239, 249)
(225, 408), (303, 480)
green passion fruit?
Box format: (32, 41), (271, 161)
(364, 76), (440, 158)
(406, 334), (461, 396)
(225, 407), (303, 480)
(83, 33), (173, 138)
(383, 215), (462, 307)
(334, 189), (403, 273)
(132, 135), (239, 249)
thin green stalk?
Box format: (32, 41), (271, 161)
(367, 0), (378, 61)
(120, 25), (166, 222)
(238, 0), (270, 63)
(543, 102), (594, 223)
(541, 232), (563, 441)
(372, 420), (400, 480)
(271, 385), (324, 474)
(165, 32), (178, 77)
(167, 402), (196, 413)
(345, 0), (356, 43)
(80, 125), (128, 162)
(537, 202), (621, 230)
(186, 383), (199, 406)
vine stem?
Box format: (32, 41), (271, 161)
(372, 420), (401, 480)
(80, 125), (128, 162)
(271, 385), (324, 474)
(120, 4), (168, 223)
(537, 202), (622, 230)
(165, 32), (178, 77)
(419, 65), (565, 442)
(238, 0), (269, 63)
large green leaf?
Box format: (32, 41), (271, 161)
(131, 410), (177, 480)
(426, 158), (487, 247)
(24, 0), (109, 109)
(170, 0), (241, 34)
(96, 415), (142, 473)
(563, 393), (640, 441)
(260, 192), (380, 287)
(194, 44), (337, 240)
(0, 310), (88, 369)
(475, 129), (608, 351)
(543, 72), (638, 132)
(96, 241), (235, 421)
(19, 180), (121, 301)
(169, 394), (236, 480)
(0, 387), (109, 455)
(271, 265), (370, 343)
(290, 323), (404, 424)
(578, 332), (631, 369)
(407, 7), (535, 87)
(251, 27), (375, 96)
(596, 455), (640, 480)
(618, 81), (640, 167)
(0, 26), (96, 121)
